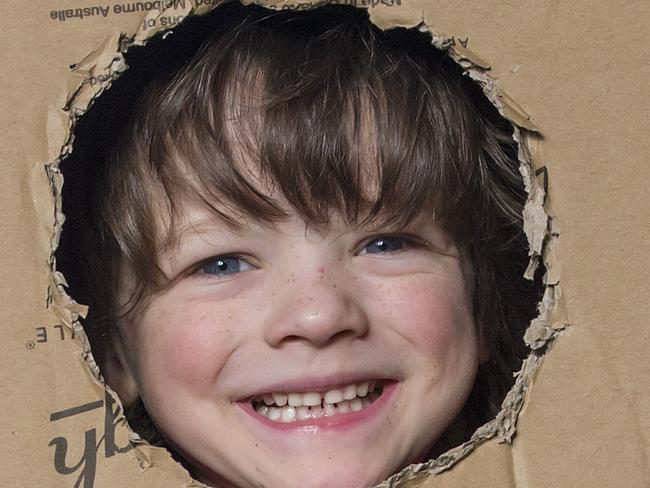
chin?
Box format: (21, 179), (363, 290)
(192, 453), (392, 488)
(271, 464), (387, 488)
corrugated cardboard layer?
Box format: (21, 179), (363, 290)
(1, 1), (648, 487)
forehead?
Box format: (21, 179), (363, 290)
(156, 195), (453, 267)
(155, 194), (374, 253)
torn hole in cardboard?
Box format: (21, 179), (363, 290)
(48, 2), (563, 487)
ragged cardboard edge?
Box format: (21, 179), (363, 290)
(44, 2), (209, 484)
(46, 0), (218, 375)
(46, 46), (128, 369)
(43, 2), (565, 487)
(378, 342), (565, 488)
(376, 24), (565, 488)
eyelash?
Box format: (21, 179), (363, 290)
(193, 255), (255, 279)
(191, 234), (426, 279)
(356, 234), (423, 255)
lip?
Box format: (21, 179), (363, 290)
(236, 380), (398, 433)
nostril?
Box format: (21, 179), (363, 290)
(280, 335), (304, 345)
(278, 329), (365, 348)
(330, 328), (367, 342)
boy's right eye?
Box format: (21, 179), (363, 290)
(196, 256), (254, 278)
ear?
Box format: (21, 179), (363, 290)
(103, 331), (140, 406)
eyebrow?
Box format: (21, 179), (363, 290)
(157, 215), (245, 257)
(158, 203), (441, 258)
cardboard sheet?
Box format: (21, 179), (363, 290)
(1, 1), (648, 487)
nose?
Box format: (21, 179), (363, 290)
(264, 268), (370, 348)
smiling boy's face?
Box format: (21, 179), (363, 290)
(114, 201), (479, 488)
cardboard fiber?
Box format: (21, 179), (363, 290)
(0, 0), (648, 487)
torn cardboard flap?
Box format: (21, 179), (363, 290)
(498, 91), (539, 132)
(366, 2), (422, 30)
(521, 138), (550, 280)
(523, 318), (555, 350)
(543, 218), (562, 287)
(420, 27), (491, 70)
(65, 33), (128, 114)
(46, 106), (71, 165)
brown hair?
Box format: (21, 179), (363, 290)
(58, 2), (539, 451)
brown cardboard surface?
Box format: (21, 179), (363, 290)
(1, 1), (648, 487)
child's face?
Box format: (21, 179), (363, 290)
(116, 200), (479, 488)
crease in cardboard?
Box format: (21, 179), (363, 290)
(45, 3), (564, 487)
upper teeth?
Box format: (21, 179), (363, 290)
(254, 380), (379, 408)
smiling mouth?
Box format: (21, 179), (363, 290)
(251, 380), (385, 423)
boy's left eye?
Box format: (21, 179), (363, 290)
(358, 236), (413, 255)
(197, 256), (254, 278)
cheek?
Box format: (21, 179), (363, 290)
(370, 273), (476, 363)
(133, 299), (243, 391)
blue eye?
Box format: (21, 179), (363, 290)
(361, 236), (407, 254)
(198, 256), (253, 278)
